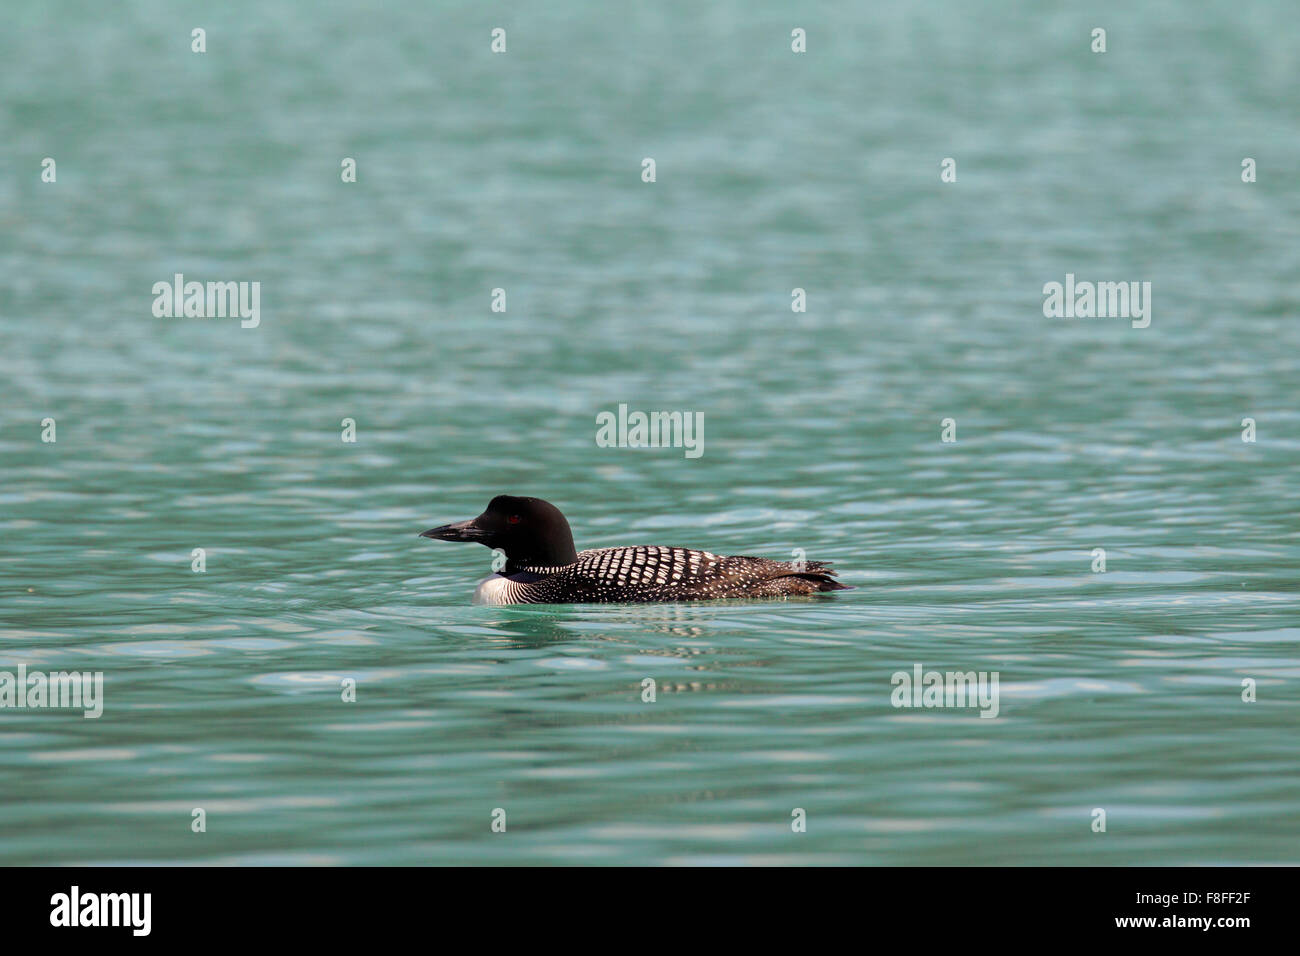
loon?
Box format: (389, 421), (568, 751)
(419, 495), (851, 605)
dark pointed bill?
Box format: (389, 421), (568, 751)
(419, 518), (486, 542)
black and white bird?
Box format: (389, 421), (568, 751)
(419, 495), (850, 604)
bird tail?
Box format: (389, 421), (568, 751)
(782, 560), (854, 592)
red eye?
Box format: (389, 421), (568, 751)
(507, 515), (521, 524)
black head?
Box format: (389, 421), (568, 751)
(419, 495), (578, 570)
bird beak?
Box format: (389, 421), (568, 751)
(419, 518), (487, 542)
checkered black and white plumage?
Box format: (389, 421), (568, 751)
(474, 546), (847, 604)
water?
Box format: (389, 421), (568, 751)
(2, 0), (1298, 865)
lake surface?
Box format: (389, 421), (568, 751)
(1, 0), (1297, 865)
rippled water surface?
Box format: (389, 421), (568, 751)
(2, 1), (1298, 865)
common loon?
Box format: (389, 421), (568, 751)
(419, 495), (851, 605)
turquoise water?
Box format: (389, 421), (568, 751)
(2, 1), (1298, 865)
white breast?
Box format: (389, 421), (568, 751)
(472, 575), (517, 605)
